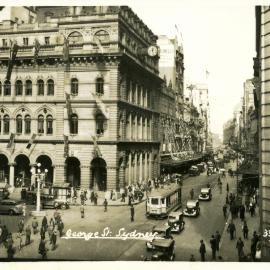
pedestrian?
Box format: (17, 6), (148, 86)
(121, 192), (125, 202)
(250, 203), (255, 217)
(42, 216), (48, 231)
(130, 204), (135, 222)
(47, 224), (53, 244)
(189, 254), (196, 261)
(49, 217), (55, 228)
(22, 203), (26, 217)
(227, 220), (236, 240)
(51, 230), (57, 250)
(40, 225), (46, 240)
(25, 225), (31, 246)
(16, 231), (24, 251)
(38, 239), (47, 260)
(236, 237), (244, 261)
(1, 225), (8, 246)
(210, 235), (217, 260)
(226, 194), (229, 205)
(226, 183), (229, 193)
(18, 218), (24, 233)
(80, 204), (85, 218)
(58, 220), (64, 237)
(80, 192), (84, 205)
(239, 205), (245, 221)
(190, 188), (194, 200)
(7, 244), (15, 260)
(32, 217), (39, 234)
(103, 198), (108, 212)
(90, 191), (95, 203)
(223, 204), (227, 218)
(94, 193), (98, 205)
(199, 240), (206, 261)
(242, 220), (249, 239)
(215, 231), (221, 251)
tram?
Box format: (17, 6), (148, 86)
(146, 183), (181, 219)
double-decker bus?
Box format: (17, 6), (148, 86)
(146, 183), (181, 219)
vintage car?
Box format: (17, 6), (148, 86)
(198, 188), (212, 201)
(183, 199), (200, 217)
(189, 166), (200, 176)
(196, 163), (205, 173)
(0, 183), (10, 200)
(166, 211), (185, 233)
(150, 238), (176, 261)
(0, 199), (24, 215)
(146, 224), (171, 251)
(41, 194), (70, 209)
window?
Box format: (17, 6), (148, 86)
(47, 79), (54, 95)
(16, 115), (23, 134)
(68, 31), (83, 44)
(3, 115), (9, 134)
(15, 80), (23, 96)
(45, 37), (50, 45)
(96, 77), (104, 95)
(96, 114), (104, 135)
(23, 38), (29, 46)
(37, 80), (44, 95)
(71, 78), (78, 95)
(2, 39), (7, 47)
(24, 115), (31, 134)
(4, 81), (11, 96)
(70, 114), (78, 134)
(25, 80), (32, 96)
(94, 30), (110, 42)
(46, 115), (53, 134)
(37, 115), (44, 134)
(151, 198), (159, 205)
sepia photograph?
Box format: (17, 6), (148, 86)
(0, 0), (269, 264)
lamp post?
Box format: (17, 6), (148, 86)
(30, 163), (48, 217)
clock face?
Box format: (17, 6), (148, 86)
(148, 46), (158, 57)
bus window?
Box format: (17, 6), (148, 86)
(151, 198), (159, 205)
(161, 198), (165, 204)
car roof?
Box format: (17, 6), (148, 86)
(168, 211), (183, 218)
(148, 183), (181, 198)
(153, 224), (171, 232)
(186, 200), (198, 207)
(152, 238), (174, 247)
(201, 188), (210, 193)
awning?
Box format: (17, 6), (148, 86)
(160, 155), (203, 167)
(238, 160), (259, 175)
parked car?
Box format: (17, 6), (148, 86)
(0, 199), (24, 215)
(166, 211), (185, 233)
(41, 194), (70, 210)
(183, 199), (200, 217)
(196, 163), (205, 173)
(150, 238), (175, 261)
(198, 188), (212, 201)
(0, 183), (10, 200)
(189, 166), (200, 176)
(146, 224), (171, 251)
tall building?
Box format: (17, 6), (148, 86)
(255, 6), (270, 261)
(0, 6), (162, 191)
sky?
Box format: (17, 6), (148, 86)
(7, 0), (258, 137)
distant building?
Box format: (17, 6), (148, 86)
(223, 118), (236, 145)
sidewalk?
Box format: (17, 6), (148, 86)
(218, 207), (260, 261)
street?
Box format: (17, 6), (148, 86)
(0, 161), (238, 261)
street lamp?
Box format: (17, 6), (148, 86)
(30, 163), (48, 217)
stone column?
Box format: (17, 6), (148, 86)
(145, 153), (148, 182)
(8, 163), (15, 187)
(140, 116), (143, 140)
(128, 153), (132, 185)
(140, 86), (143, 106)
(135, 114), (138, 140)
(129, 113), (132, 140)
(135, 82), (138, 104)
(149, 152), (153, 180)
(134, 152), (137, 183)
(145, 88), (148, 108)
(139, 152), (143, 182)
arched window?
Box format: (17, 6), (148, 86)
(25, 80), (32, 96)
(16, 115), (23, 134)
(47, 79), (54, 96)
(0, 81), (2, 96)
(24, 115), (31, 134)
(3, 115), (9, 134)
(70, 114), (78, 134)
(96, 77), (104, 95)
(96, 114), (105, 135)
(37, 79), (44, 96)
(46, 115), (53, 134)
(68, 31), (83, 44)
(15, 80), (23, 96)
(71, 78), (78, 95)
(37, 115), (44, 134)
(94, 30), (110, 42)
(4, 81), (11, 96)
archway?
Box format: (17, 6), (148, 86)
(14, 155), (31, 187)
(0, 154), (9, 182)
(65, 157), (81, 188)
(36, 155), (54, 185)
(91, 158), (107, 191)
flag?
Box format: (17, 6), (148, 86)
(7, 133), (15, 148)
(63, 135), (69, 158)
(6, 41), (19, 81)
(206, 69), (210, 79)
(33, 38), (40, 63)
(26, 133), (37, 149)
(94, 37), (104, 54)
(94, 94), (109, 119)
(63, 37), (69, 63)
(65, 92), (73, 118)
(91, 135), (102, 157)
(175, 24), (179, 33)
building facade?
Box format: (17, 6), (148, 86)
(0, 6), (162, 191)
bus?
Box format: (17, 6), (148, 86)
(146, 183), (181, 219)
